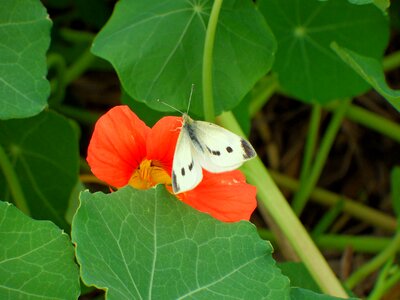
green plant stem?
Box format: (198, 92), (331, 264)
(292, 98), (352, 215)
(0, 145), (30, 215)
(258, 229), (391, 254)
(325, 102), (400, 143)
(202, 0), (222, 122)
(368, 259), (396, 300)
(312, 199), (344, 236)
(270, 170), (396, 232)
(294, 104), (321, 213)
(219, 112), (348, 298)
(249, 74), (279, 116)
(64, 48), (97, 85)
(383, 50), (400, 72)
(369, 269), (400, 300)
(59, 28), (95, 44)
(346, 231), (400, 289)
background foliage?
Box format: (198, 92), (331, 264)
(0, 0), (399, 299)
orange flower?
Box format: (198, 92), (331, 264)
(87, 105), (257, 222)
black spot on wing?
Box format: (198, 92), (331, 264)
(241, 139), (256, 159)
(206, 146), (221, 156)
(172, 171), (179, 193)
(226, 146), (233, 153)
(186, 123), (203, 152)
(181, 167), (185, 176)
(189, 160), (193, 171)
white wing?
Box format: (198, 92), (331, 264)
(171, 128), (203, 194)
(190, 120), (256, 173)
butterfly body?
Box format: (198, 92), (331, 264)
(171, 113), (256, 194)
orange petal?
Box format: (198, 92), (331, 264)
(87, 105), (151, 187)
(179, 170), (257, 222)
(146, 116), (182, 174)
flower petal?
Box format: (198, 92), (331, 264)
(179, 170), (257, 222)
(146, 116), (182, 174)
(87, 105), (150, 187)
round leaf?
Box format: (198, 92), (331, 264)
(72, 186), (290, 299)
(0, 201), (80, 299)
(92, 0), (276, 116)
(259, 0), (389, 103)
(0, 0), (51, 119)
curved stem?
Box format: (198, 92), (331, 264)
(202, 0), (223, 121)
(219, 112), (348, 298)
(0, 145), (30, 215)
(346, 231), (400, 289)
(292, 98), (352, 215)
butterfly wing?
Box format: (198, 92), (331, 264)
(171, 127), (203, 194)
(190, 120), (256, 173)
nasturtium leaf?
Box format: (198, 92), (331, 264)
(0, 111), (79, 230)
(0, 0), (51, 119)
(391, 166), (400, 223)
(290, 287), (355, 300)
(72, 186), (290, 299)
(258, 0), (389, 104)
(278, 262), (320, 293)
(92, 0), (276, 117)
(331, 42), (400, 112)
(0, 201), (80, 299)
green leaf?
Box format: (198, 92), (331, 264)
(331, 42), (400, 112)
(0, 111), (79, 230)
(258, 0), (389, 104)
(0, 0), (51, 119)
(391, 166), (400, 222)
(0, 201), (80, 299)
(92, 0), (276, 117)
(121, 89), (174, 127)
(72, 186), (290, 299)
(290, 287), (356, 300)
(278, 262), (320, 293)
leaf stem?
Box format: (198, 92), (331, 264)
(64, 48), (97, 85)
(202, 0), (223, 121)
(249, 74), (279, 116)
(0, 145), (30, 215)
(383, 49), (400, 72)
(293, 104), (321, 214)
(258, 229), (391, 254)
(325, 101), (400, 143)
(219, 112), (348, 298)
(292, 98), (351, 215)
(345, 231), (400, 289)
(367, 259), (398, 300)
(269, 169), (396, 232)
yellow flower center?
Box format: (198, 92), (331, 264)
(128, 159), (171, 190)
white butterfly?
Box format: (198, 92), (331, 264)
(171, 113), (256, 194)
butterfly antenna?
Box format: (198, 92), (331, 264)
(156, 99), (185, 115)
(186, 84), (195, 114)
